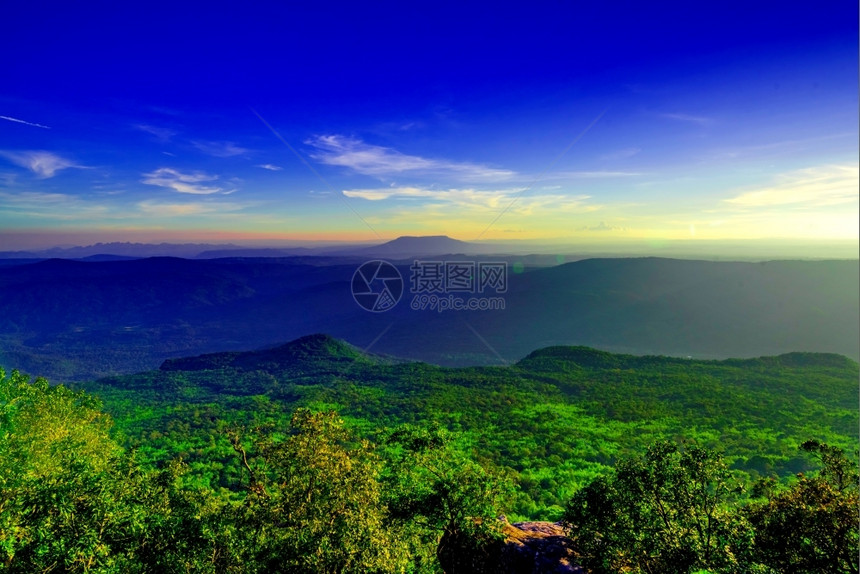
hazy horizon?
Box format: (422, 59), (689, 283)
(1, 232), (857, 261)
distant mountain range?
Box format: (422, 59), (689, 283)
(4, 236), (858, 261)
(349, 235), (496, 257)
(0, 255), (856, 381)
(0, 236), (507, 260)
(0, 242), (244, 259)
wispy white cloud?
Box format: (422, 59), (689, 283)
(343, 187), (433, 201)
(148, 105), (184, 116)
(342, 186), (593, 214)
(256, 163), (282, 171)
(661, 112), (713, 126)
(551, 170), (643, 179)
(724, 164), (859, 208)
(712, 132), (856, 160)
(307, 135), (515, 182)
(0, 150), (79, 178)
(134, 124), (177, 142)
(600, 147), (641, 161)
(0, 190), (110, 220)
(136, 199), (246, 217)
(343, 186), (517, 208)
(0, 115), (50, 129)
(0, 190), (81, 206)
(142, 167), (232, 195)
(192, 140), (249, 158)
(578, 221), (627, 232)
(358, 191), (600, 231)
(0, 189), (250, 221)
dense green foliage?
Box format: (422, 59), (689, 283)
(0, 368), (508, 573)
(224, 409), (410, 573)
(563, 441), (746, 573)
(0, 367), (221, 572)
(79, 335), (859, 520)
(2, 355), (858, 573)
(745, 440), (859, 574)
(564, 439), (859, 574)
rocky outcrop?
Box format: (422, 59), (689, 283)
(438, 517), (582, 574)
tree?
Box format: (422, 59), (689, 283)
(0, 368), (230, 573)
(232, 408), (408, 573)
(381, 424), (511, 573)
(746, 440), (859, 574)
(563, 440), (750, 574)
(0, 368), (130, 572)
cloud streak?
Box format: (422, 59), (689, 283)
(712, 132), (856, 160)
(342, 185), (593, 214)
(192, 140), (249, 157)
(600, 147), (641, 161)
(142, 168), (232, 195)
(551, 170), (643, 179)
(0, 190), (110, 220)
(0, 115), (50, 129)
(0, 150), (78, 178)
(134, 124), (177, 142)
(578, 221), (627, 231)
(308, 135), (515, 182)
(136, 200), (246, 217)
(0, 190), (83, 206)
(661, 112), (713, 126)
(256, 163), (282, 171)
(724, 164), (858, 208)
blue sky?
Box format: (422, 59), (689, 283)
(1, 1), (857, 250)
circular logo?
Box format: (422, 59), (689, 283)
(351, 260), (404, 312)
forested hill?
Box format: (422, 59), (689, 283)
(159, 333), (367, 372)
(82, 334), (859, 520)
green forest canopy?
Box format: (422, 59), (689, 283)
(78, 334), (858, 520)
(2, 349), (858, 573)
